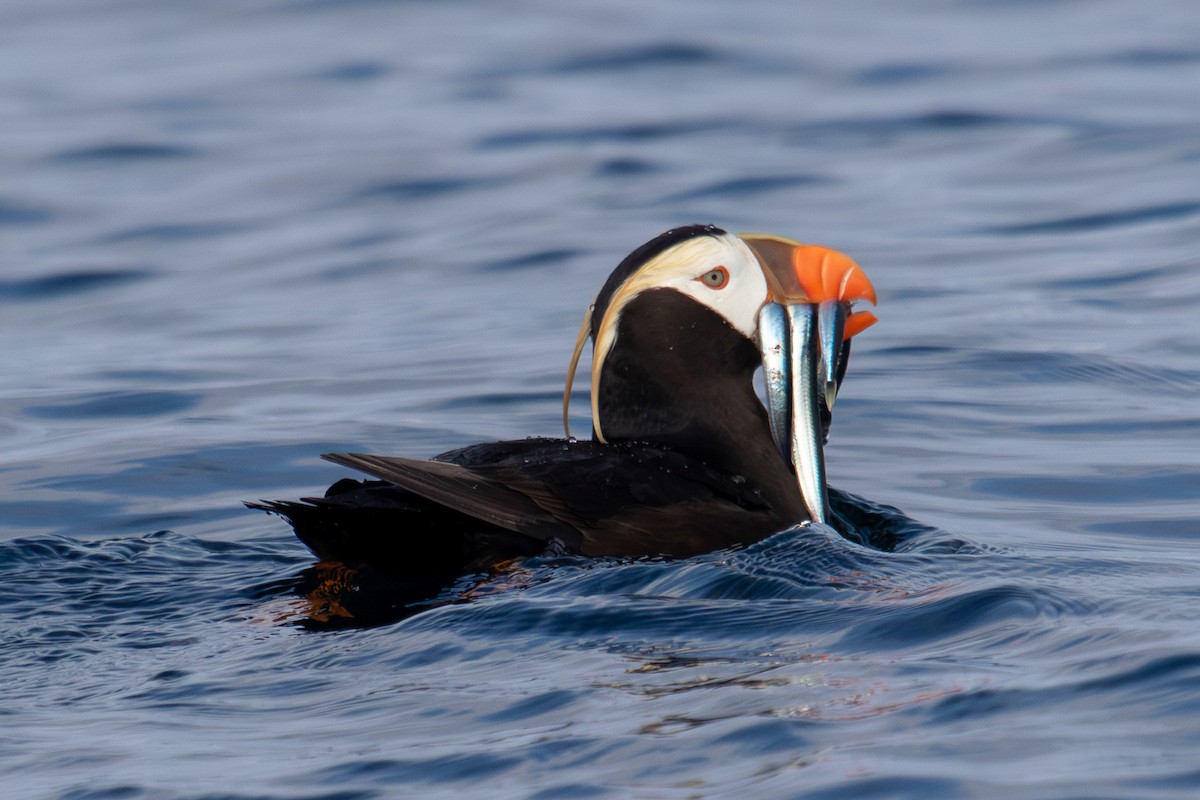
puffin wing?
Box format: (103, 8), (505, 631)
(434, 438), (780, 557)
(321, 452), (578, 546)
(323, 438), (784, 559)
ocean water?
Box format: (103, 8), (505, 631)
(3, 0), (1200, 797)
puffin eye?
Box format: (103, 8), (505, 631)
(697, 266), (730, 290)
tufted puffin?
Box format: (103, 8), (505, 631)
(249, 225), (876, 603)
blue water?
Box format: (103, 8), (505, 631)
(3, 0), (1200, 797)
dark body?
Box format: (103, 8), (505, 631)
(256, 434), (800, 571)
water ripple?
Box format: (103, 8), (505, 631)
(854, 62), (958, 85)
(478, 248), (579, 273)
(98, 221), (245, 244)
(0, 531), (294, 672)
(0, 199), (54, 226)
(780, 110), (1057, 146)
(477, 119), (732, 149)
(50, 142), (198, 162)
(552, 42), (724, 73)
(981, 201), (1200, 235)
(305, 60), (391, 82)
(931, 651), (1200, 726)
(0, 269), (156, 301)
(975, 469), (1200, 504)
(24, 390), (202, 420)
(1084, 517), (1200, 539)
(957, 349), (1200, 394)
(839, 582), (1075, 651)
(356, 176), (489, 202)
(663, 173), (831, 202)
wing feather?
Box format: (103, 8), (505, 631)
(321, 452), (574, 543)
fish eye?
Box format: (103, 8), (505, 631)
(697, 266), (729, 290)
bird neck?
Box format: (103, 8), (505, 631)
(594, 290), (805, 517)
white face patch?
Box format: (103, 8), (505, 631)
(587, 232), (769, 441)
(648, 234), (769, 338)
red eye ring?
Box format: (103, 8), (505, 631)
(696, 265), (729, 290)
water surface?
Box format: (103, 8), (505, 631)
(3, 0), (1200, 797)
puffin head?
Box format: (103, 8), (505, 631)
(564, 224), (876, 525)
